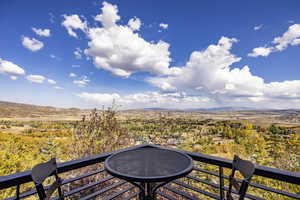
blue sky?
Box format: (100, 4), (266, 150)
(1, 0), (300, 109)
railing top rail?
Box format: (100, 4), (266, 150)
(0, 144), (148, 190)
(169, 145), (300, 185)
(0, 144), (299, 190)
(160, 145), (300, 185)
(147, 144), (300, 185)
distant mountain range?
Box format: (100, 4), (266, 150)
(187, 107), (258, 111)
(1, 101), (299, 118)
(143, 107), (258, 111)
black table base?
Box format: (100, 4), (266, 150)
(132, 180), (172, 200)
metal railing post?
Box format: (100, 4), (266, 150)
(15, 184), (20, 200)
(219, 166), (224, 200)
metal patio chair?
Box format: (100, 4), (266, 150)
(31, 158), (64, 200)
(226, 155), (255, 200)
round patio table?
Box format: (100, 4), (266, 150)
(104, 147), (193, 200)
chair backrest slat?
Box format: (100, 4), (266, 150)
(31, 158), (64, 200)
(226, 155), (255, 200)
(32, 158), (57, 184)
(232, 156), (255, 180)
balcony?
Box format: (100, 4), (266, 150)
(0, 144), (299, 200)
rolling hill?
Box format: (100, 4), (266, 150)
(0, 101), (81, 118)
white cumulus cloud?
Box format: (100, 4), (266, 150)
(0, 58), (26, 78)
(77, 91), (213, 109)
(272, 24), (300, 51)
(146, 37), (300, 108)
(69, 72), (77, 77)
(95, 1), (120, 28)
(254, 24), (263, 31)
(74, 47), (82, 59)
(249, 24), (300, 57)
(26, 75), (46, 83)
(47, 79), (56, 84)
(21, 36), (44, 51)
(248, 47), (273, 57)
(62, 14), (87, 38)
(83, 2), (175, 78)
(159, 23), (168, 29)
(128, 17), (141, 31)
(148, 37), (264, 97)
(32, 27), (51, 37)
(73, 75), (90, 87)
(10, 76), (18, 80)
(263, 80), (300, 99)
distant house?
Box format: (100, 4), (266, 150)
(24, 124), (31, 128)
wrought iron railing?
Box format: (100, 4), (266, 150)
(0, 144), (299, 199)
